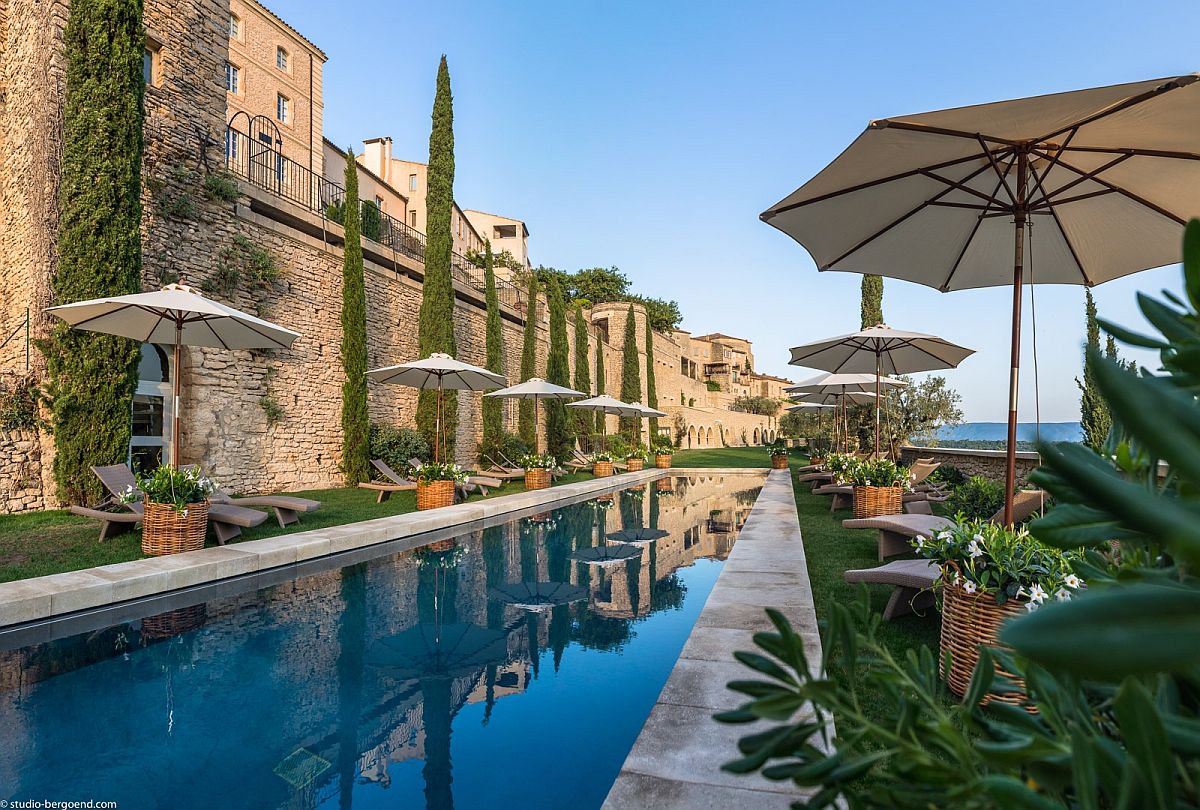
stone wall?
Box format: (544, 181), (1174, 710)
(899, 445), (1041, 486)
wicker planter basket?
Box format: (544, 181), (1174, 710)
(655, 454), (673, 469)
(853, 485), (903, 518)
(427, 538), (457, 553)
(142, 499), (209, 556)
(416, 479), (456, 510)
(940, 579), (1028, 704)
(525, 468), (552, 489)
(141, 604), (207, 639)
(626, 458), (645, 472)
(593, 461), (614, 478)
(656, 478), (674, 493)
(771, 456), (789, 470)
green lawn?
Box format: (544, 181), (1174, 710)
(0, 471), (594, 583)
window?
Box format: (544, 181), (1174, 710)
(225, 128), (239, 161)
(410, 210), (417, 227)
(276, 46), (288, 71)
(225, 62), (239, 94)
(229, 13), (241, 39)
(375, 195), (384, 211)
(276, 93), (289, 123)
(493, 224), (517, 239)
(408, 173), (418, 192)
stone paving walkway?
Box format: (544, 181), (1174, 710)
(603, 468), (822, 809)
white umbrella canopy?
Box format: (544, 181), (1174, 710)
(786, 371), (908, 394)
(485, 378), (583, 455)
(628, 401), (667, 418)
(762, 74), (1200, 522)
(46, 282), (301, 467)
(367, 353), (507, 462)
(568, 394), (642, 451)
(788, 326), (974, 376)
(785, 402), (836, 412)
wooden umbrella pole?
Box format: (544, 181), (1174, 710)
(874, 352), (881, 456)
(434, 376), (443, 463)
(1004, 152), (1029, 526)
(171, 321), (182, 468)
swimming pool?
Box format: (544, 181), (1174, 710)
(0, 475), (763, 810)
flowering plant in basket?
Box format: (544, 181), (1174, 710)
(122, 465), (218, 513)
(518, 453), (558, 470)
(768, 446), (789, 458)
(844, 458), (908, 489)
(624, 447), (649, 462)
(589, 451), (616, 463)
(413, 461), (469, 486)
(912, 517), (1085, 609)
(651, 438), (674, 456)
(822, 452), (859, 483)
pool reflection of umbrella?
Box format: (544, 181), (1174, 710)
(570, 543), (643, 566)
(607, 527), (669, 544)
(368, 622), (509, 680)
(489, 581), (588, 612)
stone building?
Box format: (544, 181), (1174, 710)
(0, 0), (786, 513)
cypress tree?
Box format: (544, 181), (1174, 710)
(339, 149), (370, 483)
(545, 278), (571, 459)
(594, 338), (606, 434)
(416, 56), (458, 457)
(482, 241), (504, 445)
(1077, 289), (1110, 452)
(518, 273), (539, 446)
(860, 275), (884, 328)
(644, 317), (658, 438)
(572, 306), (592, 439)
(619, 306), (642, 438)
(43, 0), (145, 503)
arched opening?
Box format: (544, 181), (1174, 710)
(687, 425), (696, 449)
(706, 427), (713, 445)
(753, 427), (760, 445)
(130, 343), (172, 471)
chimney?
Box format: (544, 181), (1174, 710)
(360, 136), (393, 183)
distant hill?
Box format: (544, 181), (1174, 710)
(934, 422), (1083, 443)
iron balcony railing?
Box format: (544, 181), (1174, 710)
(224, 126), (523, 310)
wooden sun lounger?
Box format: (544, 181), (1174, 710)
(90, 464), (269, 545)
(69, 504), (141, 543)
(210, 492), (320, 529)
(359, 459), (418, 503)
(844, 559), (939, 620)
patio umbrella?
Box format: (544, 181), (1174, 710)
(628, 401), (668, 446)
(788, 327), (972, 455)
(367, 353), (507, 462)
(485, 378), (583, 455)
(784, 402), (836, 455)
(761, 74), (1200, 520)
(567, 394), (642, 450)
(791, 388), (885, 453)
(570, 543), (643, 567)
(607, 527), (669, 544)
(488, 581), (588, 612)
(45, 282), (300, 467)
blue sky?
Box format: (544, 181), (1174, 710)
(271, 0), (1200, 422)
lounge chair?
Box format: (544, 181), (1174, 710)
(841, 490), (1048, 620)
(68, 503), (141, 543)
(407, 459), (504, 498)
(478, 454), (529, 481)
(90, 464), (269, 545)
(177, 466), (321, 529)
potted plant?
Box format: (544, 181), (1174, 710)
(624, 447), (649, 472)
(519, 453), (557, 490)
(846, 457), (907, 518)
(413, 461), (468, 510)
(123, 465), (218, 556)
(590, 450), (616, 478)
(768, 445), (790, 470)
(912, 518), (1084, 703)
(823, 452), (859, 484)
(651, 438), (674, 469)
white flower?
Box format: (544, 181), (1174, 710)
(1055, 589), (1072, 603)
(1016, 585), (1027, 599)
(972, 533), (985, 544)
(967, 540), (984, 559)
(937, 531), (952, 541)
(1028, 583), (1048, 604)
(914, 536), (925, 550)
(950, 571), (960, 585)
(1025, 601), (1040, 612)
(1064, 574), (1082, 589)
(962, 580), (977, 595)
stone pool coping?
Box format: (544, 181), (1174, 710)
(603, 468), (824, 809)
(0, 467), (768, 630)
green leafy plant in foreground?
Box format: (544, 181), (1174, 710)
(717, 222), (1200, 808)
(121, 466), (218, 513)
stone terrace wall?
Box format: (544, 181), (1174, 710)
(899, 445), (1041, 487)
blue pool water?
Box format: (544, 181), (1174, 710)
(0, 476), (761, 810)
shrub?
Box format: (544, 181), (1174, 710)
(705, 380), (721, 392)
(927, 463), (966, 486)
(202, 172), (240, 203)
(606, 434), (631, 460)
(369, 424), (430, 475)
(946, 474), (1005, 520)
(360, 199), (382, 242)
(479, 430), (528, 465)
(0, 375), (45, 432)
